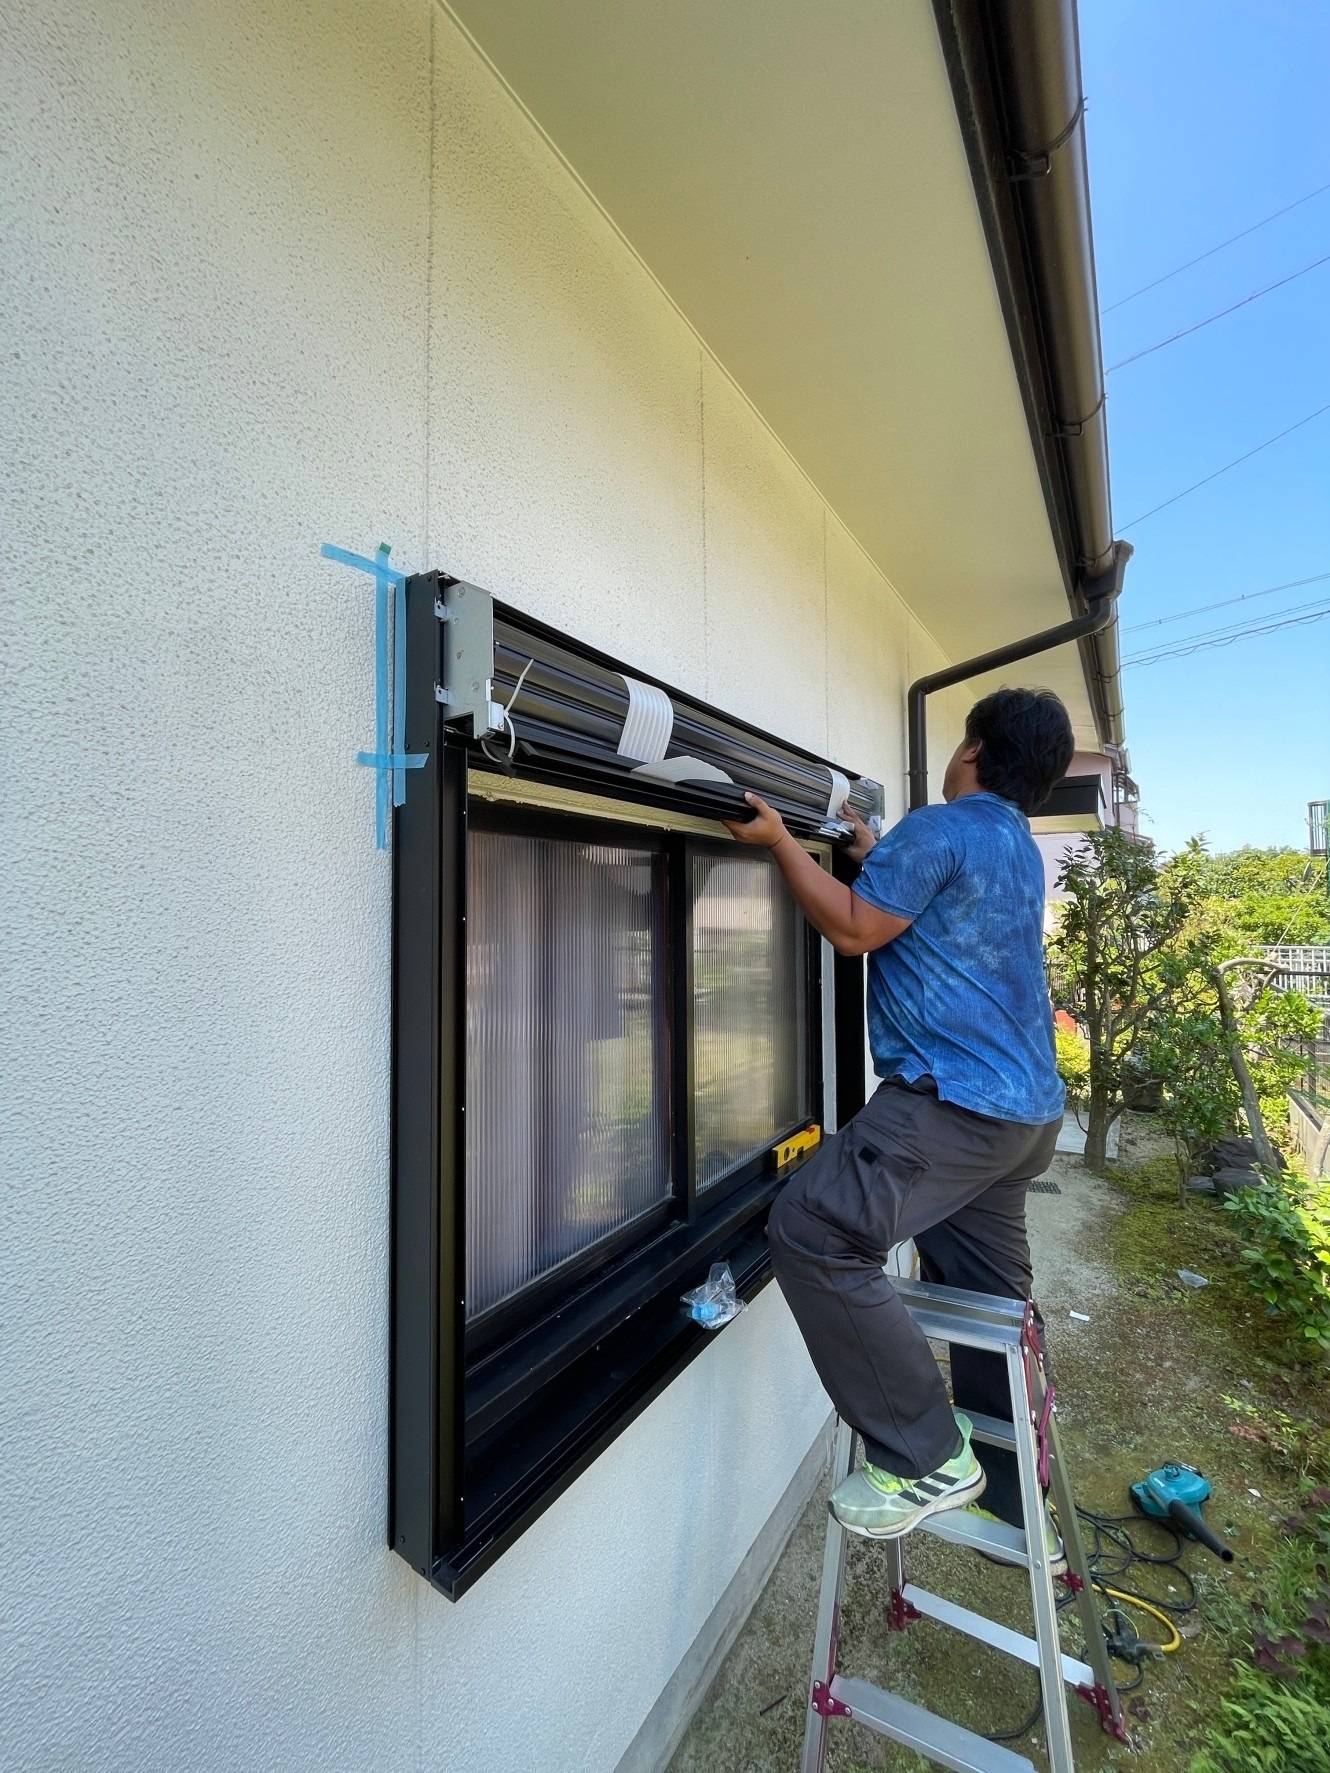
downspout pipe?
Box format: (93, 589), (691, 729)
(906, 541), (1132, 811)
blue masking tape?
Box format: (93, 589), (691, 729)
(319, 541), (406, 586)
(322, 538), (415, 850)
(374, 543), (391, 850)
(356, 751), (427, 770)
(393, 571), (408, 809)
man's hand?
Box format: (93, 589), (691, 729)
(727, 790), (910, 956)
(723, 792), (789, 849)
(845, 808), (878, 864)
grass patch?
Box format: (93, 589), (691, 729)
(1107, 1158), (1297, 1367)
(1094, 1149), (1330, 1769)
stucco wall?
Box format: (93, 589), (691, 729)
(2, 4), (963, 1771)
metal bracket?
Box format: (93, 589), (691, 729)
(885, 1589), (922, 1633)
(1036, 1383), (1056, 1489)
(1007, 96), (1087, 181)
(1076, 1681), (1130, 1742)
(1018, 1300), (1056, 1486)
(809, 1682), (852, 1719)
(436, 580), (501, 738)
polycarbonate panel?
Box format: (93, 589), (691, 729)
(465, 830), (670, 1319)
(691, 851), (811, 1191)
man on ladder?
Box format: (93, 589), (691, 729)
(725, 687), (1072, 1559)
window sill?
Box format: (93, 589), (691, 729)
(435, 1212), (778, 1601)
(465, 1162), (788, 1440)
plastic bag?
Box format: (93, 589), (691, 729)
(682, 1262), (746, 1329)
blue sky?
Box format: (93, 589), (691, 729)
(1080, 0), (1329, 856)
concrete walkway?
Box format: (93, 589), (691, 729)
(666, 1145), (1123, 1773)
(1054, 1107), (1120, 1160)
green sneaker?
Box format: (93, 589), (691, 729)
(966, 1501), (1068, 1577)
(829, 1413), (986, 1539)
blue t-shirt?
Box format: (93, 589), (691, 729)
(854, 792), (1064, 1125)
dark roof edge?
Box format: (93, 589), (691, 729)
(932, 0), (1127, 748)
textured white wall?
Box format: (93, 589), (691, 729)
(1, 4), (963, 1771)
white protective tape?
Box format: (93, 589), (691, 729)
(632, 756), (733, 784)
(618, 675), (673, 763)
(826, 768), (851, 818)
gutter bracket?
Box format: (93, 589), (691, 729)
(1006, 96), (1087, 182)
(1050, 394), (1107, 442)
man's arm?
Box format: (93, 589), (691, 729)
(722, 794), (910, 957)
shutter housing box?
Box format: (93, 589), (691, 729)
(436, 576), (884, 837)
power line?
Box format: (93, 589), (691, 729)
(1119, 402), (1330, 531)
(1125, 597), (1330, 661)
(1124, 605), (1330, 666)
(1106, 253), (1330, 373)
(1132, 593), (1330, 648)
(1102, 180), (1330, 314)
(1123, 603), (1330, 667)
(1127, 595), (1330, 659)
(1124, 571), (1330, 632)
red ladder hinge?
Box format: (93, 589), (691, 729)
(1076, 1682), (1130, 1741)
(810, 1681), (852, 1718)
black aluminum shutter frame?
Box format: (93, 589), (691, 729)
(486, 605), (881, 840)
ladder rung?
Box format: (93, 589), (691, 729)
(829, 1677), (1036, 1773)
(917, 1508), (1030, 1562)
(904, 1306), (1024, 1350)
(895, 1277), (1027, 1321)
(965, 1409), (1018, 1451)
(902, 1583), (1094, 1688)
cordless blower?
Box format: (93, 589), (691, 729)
(1130, 1463), (1234, 1562)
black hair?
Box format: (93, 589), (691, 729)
(963, 688), (1074, 815)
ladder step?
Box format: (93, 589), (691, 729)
(917, 1508), (1030, 1562)
(965, 1409), (1018, 1451)
(904, 1306), (1024, 1351)
(829, 1677), (1036, 1773)
(895, 1277), (1028, 1320)
(903, 1584), (1094, 1688)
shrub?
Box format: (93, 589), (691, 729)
(1190, 1491), (1330, 1771)
(1054, 1027), (1090, 1104)
(1225, 1175), (1330, 1355)
(1188, 1668), (1330, 1773)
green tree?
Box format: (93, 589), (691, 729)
(1146, 966), (1321, 1191)
(1185, 846), (1329, 946)
(1048, 829), (1192, 1172)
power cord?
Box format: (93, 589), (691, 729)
(986, 1507), (1197, 1743)
(479, 655), (534, 767)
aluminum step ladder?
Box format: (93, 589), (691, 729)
(802, 1278), (1127, 1773)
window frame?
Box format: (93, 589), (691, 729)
(460, 804), (677, 1352)
(684, 833), (821, 1204)
(391, 574), (869, 1598)
(461, 802), (823, 1362)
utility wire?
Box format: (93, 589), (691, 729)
(1106, 253), (1330, 373)
(1124, 571), (1330, 632)
(1125, 595), (1330, 658)
(1125, 606), (1330, 667)
(1102, 180), (1330, 313)
(1128, 593), (1330, 650)
(1119, 402), (1330, 531)
(1123, 603), (1330, 667)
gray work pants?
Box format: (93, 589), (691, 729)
(768, 1078), (1060, 1524)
